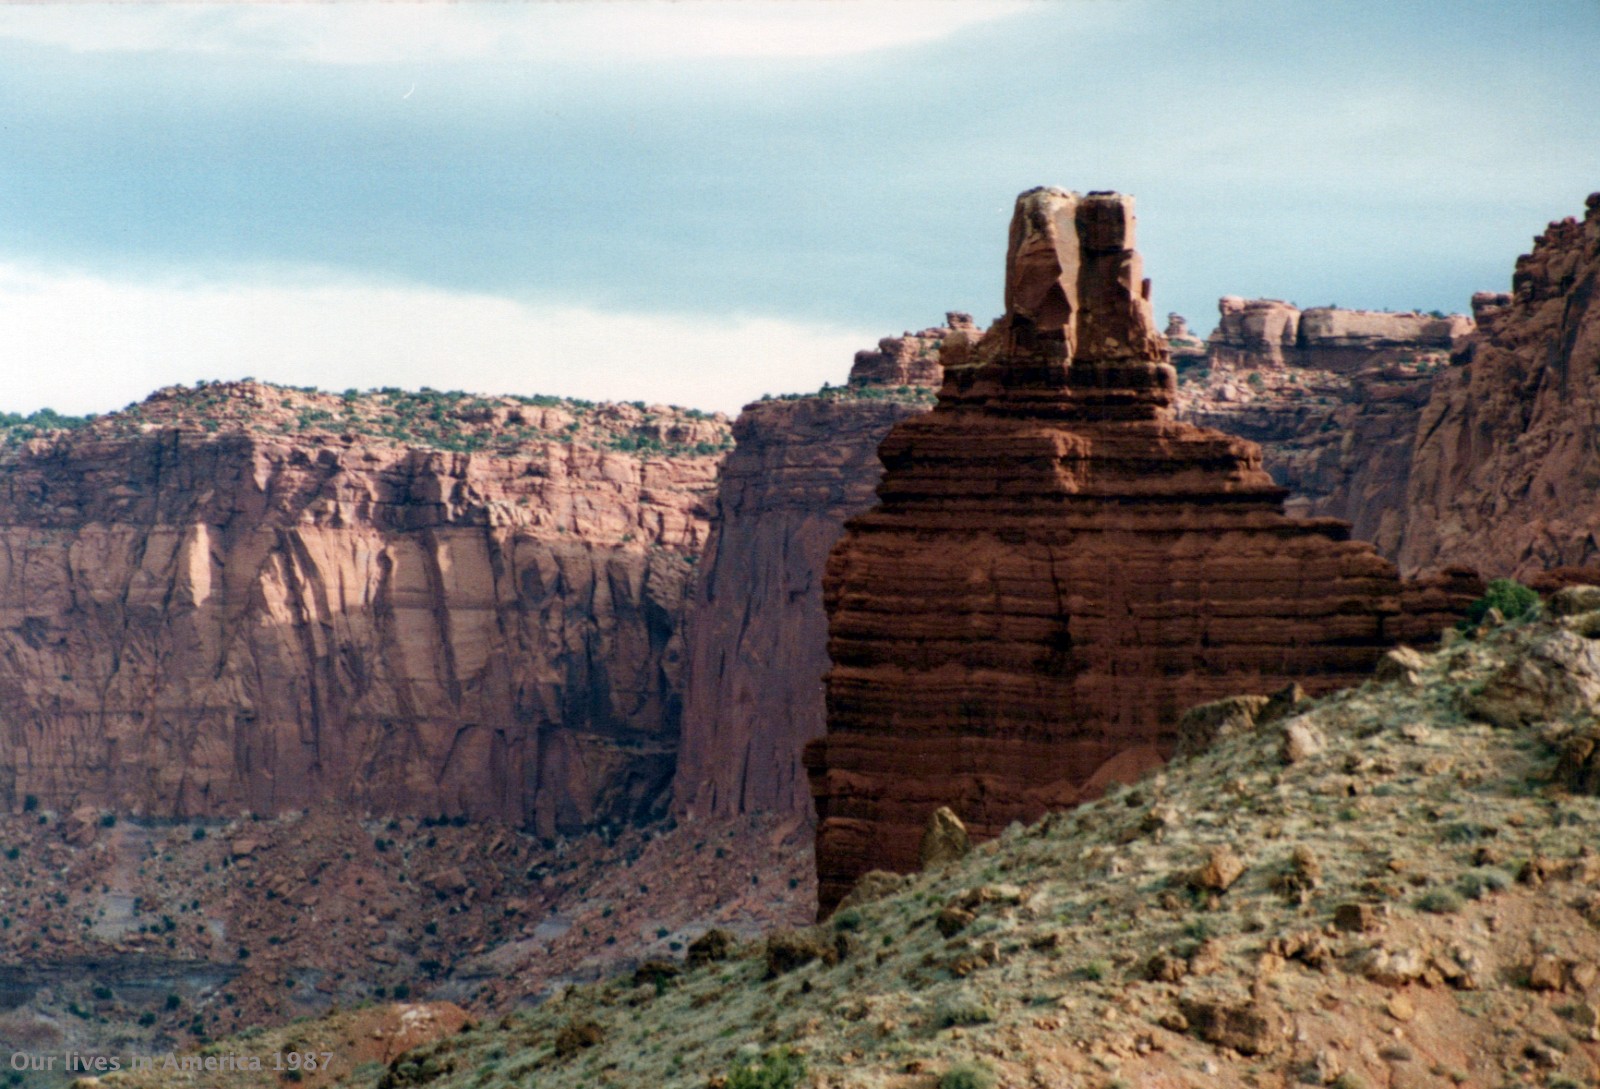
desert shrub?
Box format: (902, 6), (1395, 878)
(632, 960), (681, 993)
(1457, 868), (1513, 900)
(552, 1018), (605, 1058)
(935, 991), (995, 1027)
(1416, 888), (1464, 914)
(763, 929), (835, 977)
(940, 1062), (997, 1089)
(831, 907), (864, 932)
(1461, 578), (1540, 628)
(684, 928), (734, 969)
(725, 1047), (805, 1089)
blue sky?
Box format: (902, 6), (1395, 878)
(1, 1), (1597, 416)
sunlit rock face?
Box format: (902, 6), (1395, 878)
(0, 387), (728, 835)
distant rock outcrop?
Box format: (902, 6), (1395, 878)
(1399, 194), (1600, 577)
(0, 385), (728, 833)
(1179, 299), (1472, 557)
(1209, 297), (1470, 373)
(806, 188), (1467, 914)
(673, 325), (956, 819)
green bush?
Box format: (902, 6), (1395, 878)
(1456, 868), (1513, 900)
(940, 1061), (997, 1089)
(726, 1047), (805, 1089)
(935, 992), (995, 1027)
(1461, 578), (1540, 628)
(831, 907), (864, 932)
(1416, 888), (1464, 915)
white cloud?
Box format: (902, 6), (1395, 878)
(0, 262), (881, 417)
(0, 1), (1035, 65)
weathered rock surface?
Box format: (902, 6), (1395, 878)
(1209, 297), (1470, 373)
(1164, 312), (1208, 368)
(673, 330), (950, 819)
(1399, 194), (1600, 577)
(0, 384), (729, 832)
(1179, 299), (1470, 556)
(845, 318), (970, 388)
(806, 188), (1464, 913)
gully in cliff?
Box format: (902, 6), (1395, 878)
(805, 187), (1464, 915)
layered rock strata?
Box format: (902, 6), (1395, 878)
(844, 318), (970, 388)
(1209, 297), (1470, 373)
(807, 188), (1458, 913)
(1177, 359), (1438, 554)
(674, 327), (954, 819)
(1399, 195), (1600, 577)
(1178, 299), (1470, 557)
(0, 384), (728, 833)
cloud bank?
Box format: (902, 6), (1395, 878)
(0, 2), (1036, 64)
(0, 262), (879, 417)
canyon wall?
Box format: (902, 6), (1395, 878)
(672, 325), (956, 819)
(808, 189), (1464, 913)
(1177, 298), (1470, 559)
(0, 385), (728, 834)
(1399, 194), (1600, 578)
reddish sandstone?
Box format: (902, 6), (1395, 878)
(806, 188), (1462, 913)
(1399, 194), (1600, 577)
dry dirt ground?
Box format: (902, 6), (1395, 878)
(0, 810), (812, 1087)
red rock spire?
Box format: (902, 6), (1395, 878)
(806, 187), (1452, 916)
(942, 188), (1173, 420)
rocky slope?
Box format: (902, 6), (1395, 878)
(806, 188), (1467, 915)
(0, 806), (811, 1084)
(1400, 193), (1600, 578)
(104, 597), (1600, 1089)
(1176, 299), (1469, 557)
(673, 325), (955, 821)
(0, 382), (730, 832)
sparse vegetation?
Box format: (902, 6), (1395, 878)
(939, 1061), (997, 1089)
(1461, 577), (1540, 628)
(725, 1047), (806, 1089)
(1415, 887), (1464, 914)
(0, 407), (93, 446)
(0, 381), (733, 462)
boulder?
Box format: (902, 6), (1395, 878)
(1174, 696), (1271, 760)
(917, 807), (971, 871)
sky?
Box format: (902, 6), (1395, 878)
(1, 0), (1597, 418)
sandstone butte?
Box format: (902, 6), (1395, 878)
(1400, 193), (1600, 579)
(0, 384), (729, 833)
(672, 324), (959, 820)
(806, 187), (1471, 914)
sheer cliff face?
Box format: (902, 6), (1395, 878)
(0, 386), (728, 834)
(673, 326), (957, 820)
(808, 189), (1447, 914)
(1399, 195), (1600, 578)
(671, 397), (929, 820)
